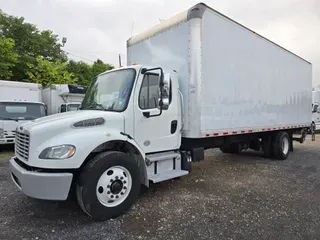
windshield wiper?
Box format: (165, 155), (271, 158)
(0, 117), (18, 122)
(80, 103), (107, 111)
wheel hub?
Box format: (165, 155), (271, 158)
(110, 180), (123, 194)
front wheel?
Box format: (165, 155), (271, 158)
(76, 151), (141, 221)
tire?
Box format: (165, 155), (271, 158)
(272, 131), (290, 160)
(76, 151), (141, 221)
(262, 136), (273, 158)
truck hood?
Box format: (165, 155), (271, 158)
(18, 110), (125, 136)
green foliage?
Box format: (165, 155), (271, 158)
(0, 37), (18, 79)
(66, 59), (114, 86)
(66, 60), (93, 86)
(91, 59), (113, 78)
(0, 10), (114, 85)
(26, 56), (76, 86)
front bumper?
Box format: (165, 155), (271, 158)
(9, 157), (73, 200)
(0, 136), (15, 145)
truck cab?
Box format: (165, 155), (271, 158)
(0, 81), (46, 145)
(312, 90), (320, 130)
(0, 101), (46, 144)
(9, 65), (183, 220)
(59, 102), (81, 113)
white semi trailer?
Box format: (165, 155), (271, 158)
(9, 3), (312, 221)
(0, 80), (45, 145)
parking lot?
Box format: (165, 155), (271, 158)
(0, 137), (320, 240)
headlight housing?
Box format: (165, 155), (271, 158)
(0, 128), (4, 138)
(39, 145), (76, 159)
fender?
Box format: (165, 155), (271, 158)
(32, 127), (146, 173)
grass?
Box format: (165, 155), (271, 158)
(0, 152), (13, 161)
(0, 146), (14, 161)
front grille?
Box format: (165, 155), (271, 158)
(4, 130), (16, 139)
(15, 132), (30, 161)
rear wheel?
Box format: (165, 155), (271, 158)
(262, 136), (273, 158)
(76, 151), (141, 221)
(272, 131), (290, 160)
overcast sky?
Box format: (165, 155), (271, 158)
(1, 0), (319, 85)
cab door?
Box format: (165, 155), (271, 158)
(133, 70), (180, 153)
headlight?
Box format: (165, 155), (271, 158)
(0, 128), (3, 138)
(39, 145), (76, 159)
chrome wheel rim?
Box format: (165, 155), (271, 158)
(282, 137), (289, 155)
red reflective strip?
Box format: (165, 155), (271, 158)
(262, 129), (265, 131)
(223, 132), (228, 135)
(273, 128), (277, 130)
(206, 133), (210, 137)
(248, 130), (253, 133)
(267, 128), (271, 130)
(232, 131), (237, 134)
(213, 133), (219, 136)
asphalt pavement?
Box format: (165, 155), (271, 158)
(0, 137), (320, 240)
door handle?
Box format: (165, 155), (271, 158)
(171, 120), (178, 134)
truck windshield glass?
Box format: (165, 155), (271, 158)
(81, 69), (136, 112)
(67, 104), (80, 112)
(0, 102), (46, 120)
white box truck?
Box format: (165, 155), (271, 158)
(42, 84), (87, 115)
(9, 3), (312, 221)
(0, 80), (46, 145)
(312, 89), (320, 130)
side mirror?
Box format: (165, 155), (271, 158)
(158, 73), (171, 110)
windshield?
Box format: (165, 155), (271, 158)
(0, 102), (46, 120)
(67, 104), (80, 111)
(81, 69), (136, 112)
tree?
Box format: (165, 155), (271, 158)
(66, 59), (114, 86)
(92, 59), (113, 78)
(66, 60), (93, 86)
(0, 10), (66, 81)
(26, 56), (76, 86)
(0, 37), (18, 79)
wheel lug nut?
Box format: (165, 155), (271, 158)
(115, 176), (119, 179)
(120, 177), (124, 180)
(123, 181), (127, 184)
(111, 195), (114, 198)
(116, 195), (119, 198)
(121, 192), (124, 195)
(107, 185), (110, 188)
(110, 179), (113, 182)
(107, 191), (110, 194)
(124, 186), (127, 190)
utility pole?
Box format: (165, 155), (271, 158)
(119, 54), (122, 67)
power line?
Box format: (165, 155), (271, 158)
(64, 51), (95, 63)
(66, 49), (125, 56)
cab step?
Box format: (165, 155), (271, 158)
(148, 170), (189, 183)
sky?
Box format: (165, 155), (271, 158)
(1, 0), (319, 85)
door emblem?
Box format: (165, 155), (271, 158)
(144, 140), (151, 146)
